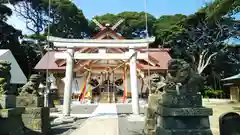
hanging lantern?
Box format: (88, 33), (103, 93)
(61, 77), (66, 83)
(38, 83), (45, 96)
(50, 82), (58, 90)
(38, 83), (45, 89)
(49, 74), (56, 82)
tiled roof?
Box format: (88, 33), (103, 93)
(35, 27), (171, 72)
(34, 48), (171, 72)
(34, 51), (66, 71)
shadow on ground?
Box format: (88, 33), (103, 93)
(50, 117), (87, 135)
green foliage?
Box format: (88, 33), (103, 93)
(0, 1), (40, 77)
(206, 0), (240, 20)
(152, 14), (186, 45)
(149, 0), (240, 91)
(0, 4), (12, 21)
(10, 0), (48, 34)
(12, 0), (90, 38)
(157, 4), (239, 71)
(204, 89), (224, 98)
(25, 34), (47, 41)
(48, 0), (90, 38)
(213, 49), (240, 78)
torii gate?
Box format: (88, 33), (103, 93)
(48, 20), (155, 116)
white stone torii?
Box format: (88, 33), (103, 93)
(49, 36), (155, 116)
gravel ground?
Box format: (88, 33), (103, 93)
(71, 104), (98, 114)
(118, 114), (145, 135)
(51, 118), (87, 135)
(52, 100), (240, 135)
(203, 100), (240, 135)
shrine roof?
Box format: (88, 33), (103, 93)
(35, 23), (171, 72)
(34, 48), (171, 72)
(222, 73), (240, 81)
(34, 51), (66, 71)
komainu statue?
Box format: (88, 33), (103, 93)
(0, 61), (12, 95)
(165, 59), (204, 94)
(150, 73), (166, 94)
(18, 74), (42, 96)
(141, 73), (166, 94)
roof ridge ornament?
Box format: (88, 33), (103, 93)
(92, 18), (124, 31)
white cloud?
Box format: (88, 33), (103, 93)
(5, 4), (32, 35)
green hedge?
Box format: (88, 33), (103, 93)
(203, 90), (224, 98)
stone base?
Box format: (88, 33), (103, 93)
(158, 116), (211, 129)
(156, 92), (213, 135)
(158, 106), (213, 116)
(17, 96), (44, 107)
(144, 129), (156, 135)
(144, 118), (156, 129)
(0, 107), (25, 118)
(0, 108), (25, 135)
(157, 128), (213, 135)
(0, 95), (16, 108)
(22, 107), (50, 134)
(159, 93), (202, 108)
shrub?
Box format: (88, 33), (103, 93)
(204, 89), (224, 98)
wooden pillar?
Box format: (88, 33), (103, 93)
(107, 72), (110, 103)
(100, 72), (103, 85)
(112, 71), (115, 103)
(123, 65), (128, 103)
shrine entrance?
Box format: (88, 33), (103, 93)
(50, 36), (154, 115)
(88, 75), (124, 103)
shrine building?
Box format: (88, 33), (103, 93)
(34, 20), (171, 109)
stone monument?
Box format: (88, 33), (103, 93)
(156, 59), (213, 135)
(219, 112), (240, 135)
(0, 60), (25, 135)
(17, 74), (51, 134)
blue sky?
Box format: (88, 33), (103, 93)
(7, 0), (212, 34)
(74, 0), (212, 19)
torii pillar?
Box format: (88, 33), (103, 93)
(63, 48), (74, 116)
(129, 47), (140, 115)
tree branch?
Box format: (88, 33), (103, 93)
(200, 52), (218, 73)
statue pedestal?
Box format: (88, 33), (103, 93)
(22, 107), (51, 134)
(144, 94), (160, 135)
(0, 107), (25, 135)
(17, 95), (51, 134)
(16, 96), (44, 107)
(0, 95), (16, 108)
(156, 92), (213, 135)
(0, 94), (25, 135)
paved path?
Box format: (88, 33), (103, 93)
(70, 104), (119, 135)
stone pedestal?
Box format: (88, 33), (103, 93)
(156, 92), (213, 135)
(144, 94), (160, 135)
(17, 96), (51, 135)
(0, 95), (16, 108)
(16, 96), (44, 107)
(0, 95), (25, 135)
(22, 107), (51, 134)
